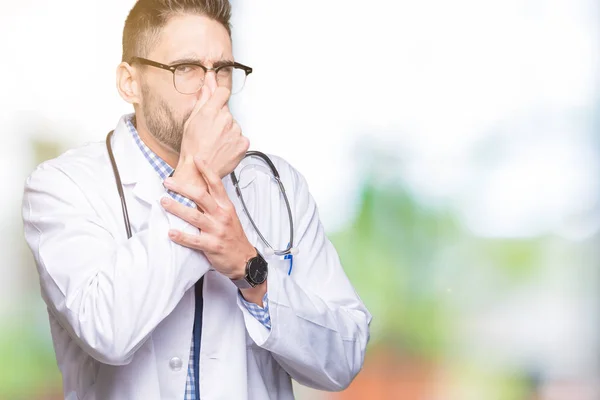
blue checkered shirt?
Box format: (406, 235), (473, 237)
(125, 115), (271, 399)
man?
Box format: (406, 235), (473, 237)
(22, 0), (371, 399)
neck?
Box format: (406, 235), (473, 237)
(134, 115), (179, 169)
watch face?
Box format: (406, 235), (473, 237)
(248, 256), (268, 284)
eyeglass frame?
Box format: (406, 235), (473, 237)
(128, 56), (253, 94)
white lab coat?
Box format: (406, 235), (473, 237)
(22, 115), (371, 400)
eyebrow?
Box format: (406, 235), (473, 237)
(168, 56), (235, 67)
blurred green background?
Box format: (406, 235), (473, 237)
(1, 0), (599, 399)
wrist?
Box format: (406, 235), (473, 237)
(174, 155), (196, 174)
(239, 282), (267, 307)
(230, 245), (257, 280)
(173, 156), (206, 188)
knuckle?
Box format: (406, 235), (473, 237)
(215, 225), (226, 239)
(175, 232), (186, 244)
(215, 241), (225, 253)
(221, 211), (233, 224)
(231, 122), (241, 135)
(204, 239), (216, 253)
(192, 235), (202, 247)
(223, 112), (233, 125)
(240, 136), (250, 151)
(219, 113), (233, 132)
(192, 212), (203, 227)
(221, 202), (234, 213)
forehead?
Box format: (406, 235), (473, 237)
(150, 14), (232, 63)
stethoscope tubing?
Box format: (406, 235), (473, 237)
(106, 131), (295, 255)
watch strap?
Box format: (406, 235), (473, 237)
(232, 276), (254, 289)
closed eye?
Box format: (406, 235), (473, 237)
(175, 64), (201, 75)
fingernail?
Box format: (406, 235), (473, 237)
(169, 230), (178, 238)
(160, 197), (170, 206)
(164, 178), (173, 187)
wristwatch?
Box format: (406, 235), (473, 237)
(231, 248), (268, 289)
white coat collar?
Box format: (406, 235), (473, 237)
(108, 114), (165, 205)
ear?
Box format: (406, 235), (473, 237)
(116, 62), (141, 104)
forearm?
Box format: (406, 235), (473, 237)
(237, 164), (371, 391)
(23, 167), (209, 365)
(250, 265), (370, 391)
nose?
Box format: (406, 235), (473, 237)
(203, 70), (218, 94)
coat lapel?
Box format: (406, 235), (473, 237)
(108, 115), (166, 208)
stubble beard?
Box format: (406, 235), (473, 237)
(141, 84), (192, 154)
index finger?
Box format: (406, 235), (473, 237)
(202, 86), (231, 113)
(184, 86), (212, 131)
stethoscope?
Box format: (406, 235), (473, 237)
(106, 130), (298, 273)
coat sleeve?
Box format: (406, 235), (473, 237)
(236, 159), (372, 391)
(22, 162), (209, 366)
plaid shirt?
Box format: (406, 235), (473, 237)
(125, 115), (271, 399)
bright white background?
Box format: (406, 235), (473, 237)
(1, 0), (597, 235)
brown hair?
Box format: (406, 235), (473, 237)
(122, 0), (232, 62)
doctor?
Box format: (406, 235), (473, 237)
(22, 0), (371, 399)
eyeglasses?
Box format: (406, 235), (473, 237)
(129, 56), (252, 95)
